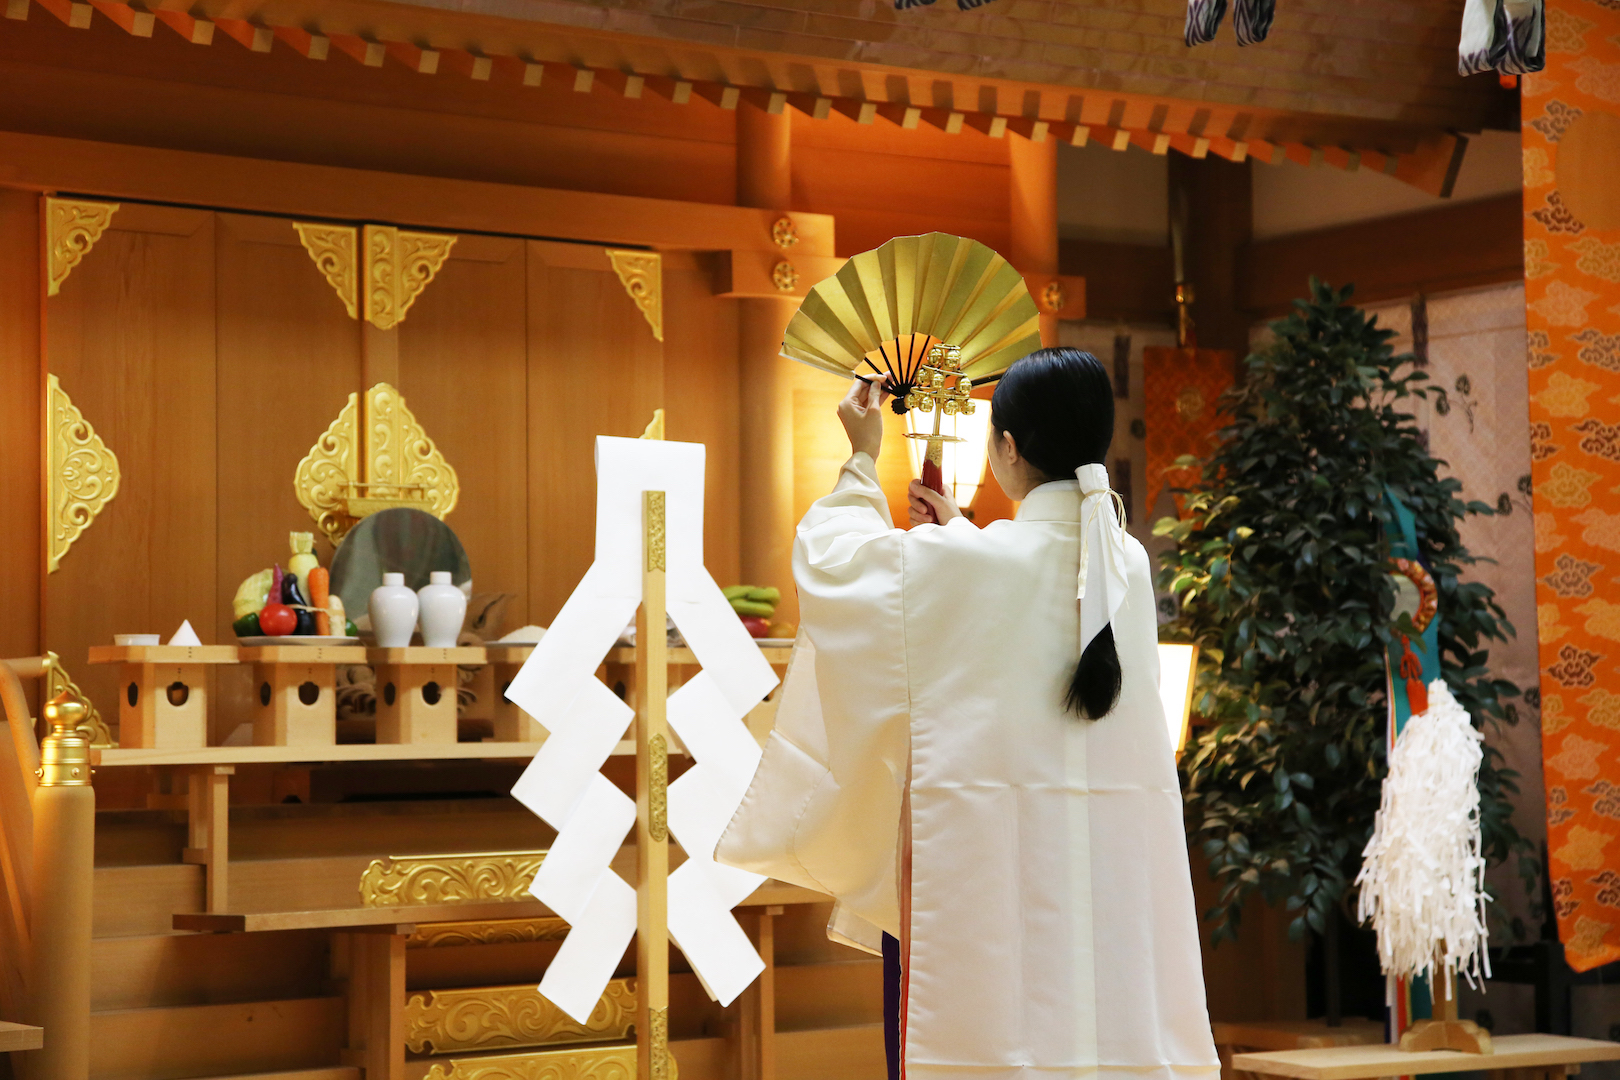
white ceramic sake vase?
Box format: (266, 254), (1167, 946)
(417, 571), (466, 648)
(370, 572), (420, 648)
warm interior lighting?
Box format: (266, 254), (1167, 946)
(905, 406), (993, 509)
(1157, 643), (1199, 756)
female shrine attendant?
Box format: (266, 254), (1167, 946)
(718, 348), (1220, 1080)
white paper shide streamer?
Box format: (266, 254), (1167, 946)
(1356, 679), (1490, 998)
(506, 436), (780, 1023)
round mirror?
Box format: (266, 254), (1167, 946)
(330, 508), (472, 631)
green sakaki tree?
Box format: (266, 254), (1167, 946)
(1156, 279), (1532, 944)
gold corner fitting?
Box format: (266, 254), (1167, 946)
(364, 224), (457, 330)
(648, 733), (668, 842)
(45, 197), (119, 297)
(643, 491), (665, 573)
(605, 249), (663, 342)
(46, 373), (120, 574)
(45, 652), (112, 747)
(405, 977), (636, 1054)
(423, 1043), (675, 1080)
(294, 381), (459, 544)
(639, 409), (665, 441)
(359, 850), (547, 907)
(293, 222), (359, 319)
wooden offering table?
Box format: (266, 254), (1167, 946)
(1233, 1033), (1620, 1080)
(368, 646), (486, 744)
(239, 644), (367, 747)
(483, 643), (541, 741)
(87, 644), (238, 748)
(1214, 1020), (1386, 1080)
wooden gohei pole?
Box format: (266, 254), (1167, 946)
(636, 489), (671, 1080)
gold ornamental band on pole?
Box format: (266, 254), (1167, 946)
(637, 490), (671, 1080)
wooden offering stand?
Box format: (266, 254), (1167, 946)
(238, 644), (368, 747)
(484, 643), (544, 741)
(87, 644), (238, 748)
(368, 646), (486, 744)
(1233, 1033), (1620, 1080)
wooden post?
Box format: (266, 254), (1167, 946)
(181, 764), (232, 913)
(637, 489), (670, 1080)
(1007, 133), (1059, 347)
(343, 930), (406, 1080)
(739, 906), (781, 1080)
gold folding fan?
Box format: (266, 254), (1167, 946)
(781, 232), (1042, 409)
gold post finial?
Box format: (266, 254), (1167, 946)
(38, 689), (92, 787)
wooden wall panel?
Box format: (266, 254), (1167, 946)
(44, 204), (217, 726)
(526, 240), (664, 625)
(214, 212), (362, 736)
(0, 191), (40, 669)
(398, 234), (532, 635)
(663, 254), (742, 589)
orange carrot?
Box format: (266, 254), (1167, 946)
(309, 566), (331, 635)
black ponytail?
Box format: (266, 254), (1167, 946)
(990, 347), (1121, 720)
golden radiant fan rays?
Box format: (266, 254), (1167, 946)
(781, 233), (1042, 401)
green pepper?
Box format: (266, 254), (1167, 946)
(232, 612), (261, 638)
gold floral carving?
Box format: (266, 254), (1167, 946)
(423, 1043), (677, 1080)
(771, 261), (799, 292)
(406, 978), (636, 1054)
(650, 1006), (671, 1080)
(605, 250), (663, 342)
(771, 216), (800, 249)
(1040, 280), (1068, 313)
(45, 197), (119, 297)
(294, 382), (459, 543)
(43, 652), (112, 747)
(294, 392), (362, 546)
(408, 917), (570, 949)
(648, 734), (668, 842)
(644, 491), (665, 573)
(293, 222), (359, 318)
(46, 374), (120, 573)
(359, 850), (547, 907)
(364, 224), (458, 330)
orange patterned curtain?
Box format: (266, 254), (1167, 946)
(1524, 0), (1620, 972)
(1143, 347), (1236, 520)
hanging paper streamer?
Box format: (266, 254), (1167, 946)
(1357, 679), (1490, 1003)
(508, 436), (780, 1021)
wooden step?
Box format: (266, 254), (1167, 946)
(92, 931), (330, 1011)
(90, 998), (345, 1080)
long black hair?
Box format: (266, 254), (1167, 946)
(990, 348), (1121, 719)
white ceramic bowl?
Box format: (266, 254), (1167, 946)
(114, 634), (161, 646)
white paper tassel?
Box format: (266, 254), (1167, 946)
(1356, 680), (1490, 997)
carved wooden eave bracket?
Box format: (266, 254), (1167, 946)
(45, 196), (118, 296)
(606, 249), (662, 342)
(292, 220), (455, 327)
(293, 381), (459, 545)
(46, 373), (119, 574)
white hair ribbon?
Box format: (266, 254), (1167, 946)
(1075, 462), (1129, 652)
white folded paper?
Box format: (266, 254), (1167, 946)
(508, 436), (780, 1021)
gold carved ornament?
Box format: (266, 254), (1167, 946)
(771, 261), (799, 292)
(43, 652), (112, 747)
(650, 1006), (671, 1080)
(365, 224), (457, 330)
(406, 977), (636, 1054)
(648, 734), (669, 843)
(1040, 280), (1067, 313)
(46, 373), (120, 573)
(359, 850), (546, 907)
(408, 916), (570, 949)
(293, 381), (459, 545)
(643, 491), (665, 573)
(293, 222), (359, 318)
(771, 216), (800, 249)
(423, 1043), (676, 1080)
(605, 250), (662, 342)
(45, 197), (118, 297)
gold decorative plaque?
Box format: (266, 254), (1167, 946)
(406, 978), (636, 1054)
(408, 916), (570, 949)
(45, 197), (119, 297)
(605, 250), (662, 342)
(364, 224), (457, 330)
(643, 492), (665, 574)
(294, 381), (459, 544)
(46, 373), (120, 573)
(359, 850), (547, 907)
(648, 734), (668, 842)
(293, 222), (359, 318)
(423, 1043), (673, 1080)
(771, 260), (799, 292)
(44, 652), (112, 747)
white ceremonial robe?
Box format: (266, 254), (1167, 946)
(718, 452), (1220, 1080)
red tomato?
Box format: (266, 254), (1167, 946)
(257, 603), (297, 636)
(740, 615), (770, 639)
